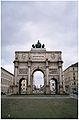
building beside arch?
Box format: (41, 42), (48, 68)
(63, 62), (78, 94)
(1, 67), (14, 94)
(13, 41), (63, 94)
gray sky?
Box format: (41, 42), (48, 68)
(1, 1), (78, 75)
(34, 71), (44, 88)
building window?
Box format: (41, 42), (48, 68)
(23, 84), (25, 86)
(74, 82), (76, 85)
(73, 67), (74, 70)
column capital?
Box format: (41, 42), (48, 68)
(14, 60), (19, 68)
(58, 66), (62, 68)
(15, 66), (18, 68)
(28, 61), (31, 67)
(58, 61), (62, 68)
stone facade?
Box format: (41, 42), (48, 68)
(1, 67), (14, 94)
(63, 62), (78, 94)
(13, 47), (63, 94)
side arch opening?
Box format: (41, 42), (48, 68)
(19, 78), (27, 94)
(50, 78), (58, 94)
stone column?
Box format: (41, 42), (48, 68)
(14, 66), (18, 85)
(46, 59), (50, 94)
(32, 75), (34, 92)
(14, 60), (18, 85)
(28, 66), (31, 85)
(58, 61), (63, 94)
(13, 60), (18, 94)
(27, 60), (31, 94)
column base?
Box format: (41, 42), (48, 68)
(45, 85), (50, 94)
(27, 85), (31, 94)
(9, 85), (18, 94)
(59, 85), (63, 94)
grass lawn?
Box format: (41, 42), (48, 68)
(1, 97), (78, 119)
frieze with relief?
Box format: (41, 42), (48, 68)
(51, 53), (56, 59)
(46, 53), (56, 61)
(19, 68), (28, 74)
(17, 53), (28, 61)
(31, 63), (45, 68)
(49, 63), (58, 67)
(46, 53), (61, 61)
(49, 69), (58, 74)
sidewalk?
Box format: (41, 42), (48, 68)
(1, 95), (73, 99)
(70, 94), (78, 99)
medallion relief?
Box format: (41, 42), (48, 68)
(51, 53), (56, 59)
(18, 53), (28, 61)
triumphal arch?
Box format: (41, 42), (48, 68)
(13, 40), (63, 94)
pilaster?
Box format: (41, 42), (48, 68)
(45, 59), (50, 94)
(58, 61), (63, 94)
(14, 60), (19, 85)
(27, 58), (31, 94)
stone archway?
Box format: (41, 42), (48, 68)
(32, 69), (45, 94)
(13, 41), (63, 94)
(50, 78), (58, 94)
(19, 78), (27, 94)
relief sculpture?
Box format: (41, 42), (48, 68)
(22, 54), (26, 60)
(49, 69), (57, 74)
(19, 68), (28, 74)
(51, 53), (56, 59)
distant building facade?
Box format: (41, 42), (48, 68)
(63, 62), (78, 94)
(1, 67), (14, 94)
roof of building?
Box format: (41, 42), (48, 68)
(70, 62), (78, 67)
(1, 67), (14, 76)
(63, 62), (78, 72)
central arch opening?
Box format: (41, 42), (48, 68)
(33, 71), (44, 94)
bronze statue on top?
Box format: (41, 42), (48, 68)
(32, 40), (45, 48)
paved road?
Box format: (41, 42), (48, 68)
(1, 95), (76, 99)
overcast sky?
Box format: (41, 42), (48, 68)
(1, 1), (78, 75)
